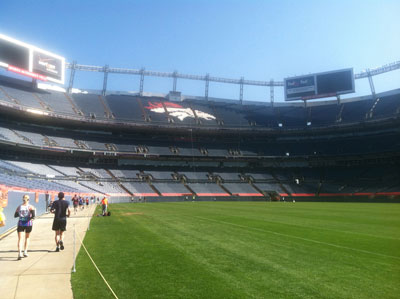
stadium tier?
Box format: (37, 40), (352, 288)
(1, 76), (400, 129)
(0, 72), (399, 225)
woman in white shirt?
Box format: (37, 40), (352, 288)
(14, 194), (36, 260)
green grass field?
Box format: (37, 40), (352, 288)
(71, 202), (400, 299)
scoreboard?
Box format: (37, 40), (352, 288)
(0, 33), (65, 84)
(285, 68), (354, 101)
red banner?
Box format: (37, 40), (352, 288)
(8, 65), (47, 81)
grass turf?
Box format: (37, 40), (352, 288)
(71, 202), (400, 298)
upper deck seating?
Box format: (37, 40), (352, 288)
(105, 95), (145, 122)
(309, 102), (340, 126)
(371, 93), (400, 118)
(211, 102), (250, 127)
(36, 91), (78, 115)
(73, 94), (107, 119)
(0, 84), (43, 109)
(340, 99), (373, 123)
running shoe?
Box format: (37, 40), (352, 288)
(59, 240), (64, 250)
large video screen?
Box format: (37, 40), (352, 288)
(0, 34), (65, 84)
(0, 38), (30, 70)
(285, 68), (354, 101)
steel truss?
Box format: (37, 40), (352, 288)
(66, 60), (400, 102)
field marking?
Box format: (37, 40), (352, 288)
(193, 204), (400, 241)
(237, 216), (400, 241)
(141, 202), (400, 241)
(75, 228), (119, 299)
(195, 216), (400, 261)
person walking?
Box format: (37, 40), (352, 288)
(72, 194), (79, 214)
(50, 192), (71, 252)
(14, 194), (36, 260)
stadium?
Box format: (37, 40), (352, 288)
(0, 23), (399, 298)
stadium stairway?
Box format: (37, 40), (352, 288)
(0, 204), (96, 299)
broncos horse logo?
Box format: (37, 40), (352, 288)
(145, 101), (216, 121)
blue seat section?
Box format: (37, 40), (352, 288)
(276, 106), (308, 128)
(0, 172), (76, 192)
(144, 171), (174, 180)
(372, 93), (400, 118)
(0, 84), (43, 109)
(187, 183), (228, 195)
(214, 172), (241, 181)
(1, 75), (400, 128)
(85, 140), (107, 150)
(72, 94), (107, 118)
(111, 170), (139, 178)
(115, 143), (136, 152)
(147, 146), (174, 156)
(180, 172), (210, 181)
(0, 160), (30, 173)
(242, 104), (277, 127)
(0, 127), (31, 145)
(36, 91), (78, 115)
(211, 102), (250, 127)
(340, 99), (373, 123)
(124, 182), (157, 195)
(105, 95), (145, 122)
(177, 147), (203, 156)
(254, 183), (285, 193)
(222, 183), (260, 195)
(247, 173), (274, 181)
(152, 182), (191, 195)
(309, 102), (340, 126)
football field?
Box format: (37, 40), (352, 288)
(71, 202), (400, 298)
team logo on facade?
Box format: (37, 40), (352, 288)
(145, 101), (216, 121)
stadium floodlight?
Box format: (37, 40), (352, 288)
(0, 33), (65, 84)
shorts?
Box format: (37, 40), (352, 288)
(73, 204), (78, 208)
(17, 226), (33, 233)
(52, 218), (67, 231)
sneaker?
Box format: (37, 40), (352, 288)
(59, 240), (64, 250)
(23, 252), (28, 257)
(55, 247), (60, 252)
(18, 252), (23, 260)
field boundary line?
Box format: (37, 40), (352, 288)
(75, 228), (119, 299)
(195, 216), (400, 261)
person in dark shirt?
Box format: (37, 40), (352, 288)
(50, 192), (71, 252)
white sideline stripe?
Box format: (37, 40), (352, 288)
(75, 228), (119, 299)
(195, 216), (400, 261)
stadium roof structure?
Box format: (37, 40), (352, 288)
(65, 60), (400, 101)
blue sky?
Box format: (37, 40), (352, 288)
(0, 0), (399, 102)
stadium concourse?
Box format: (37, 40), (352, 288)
(0, 204), (96, 299)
